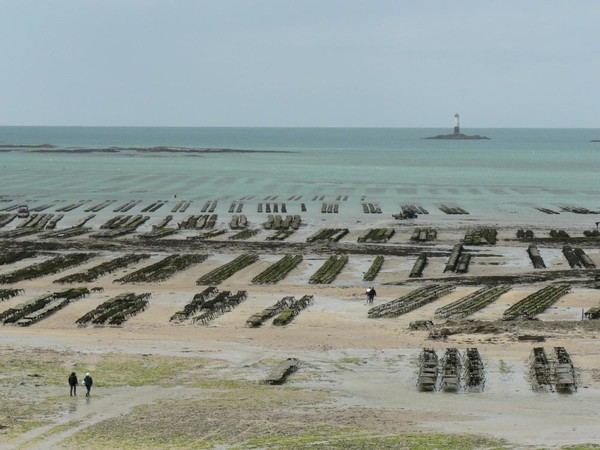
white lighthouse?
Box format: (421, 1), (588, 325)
(453, 113), (460, 135)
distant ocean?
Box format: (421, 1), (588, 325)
(1, 126), (599, 220)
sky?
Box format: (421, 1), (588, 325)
(1, 1), (599, 128)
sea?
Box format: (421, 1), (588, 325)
(1, 126), (599, 223)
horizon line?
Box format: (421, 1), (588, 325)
(0, 125), (599, 130)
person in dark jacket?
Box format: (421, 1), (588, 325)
(68, 372), (78, 396)
(83, 373), (93, 397)
(367, 287), (377, 303)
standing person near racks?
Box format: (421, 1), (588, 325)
(68, 372), (78, 396)
(83, 373), (93, 397)
(367, 287), (377, 304)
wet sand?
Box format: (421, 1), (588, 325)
(1, 203), (600, 448)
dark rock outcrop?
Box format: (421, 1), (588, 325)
(423, 133), (490, 140)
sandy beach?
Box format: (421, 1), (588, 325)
(1, 200), (600, 449)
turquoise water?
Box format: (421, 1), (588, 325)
(1, 127), (599, 217)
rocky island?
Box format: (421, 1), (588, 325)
(424, 132), (490, 140)
(423, 113), (490, 140)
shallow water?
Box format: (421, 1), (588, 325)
(1, 127), (600, 223)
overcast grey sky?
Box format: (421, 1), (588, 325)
(1, 1), (598, 127)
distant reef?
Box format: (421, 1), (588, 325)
(0, 144), (294, 154)
(423, 133), (490, 140)
(0, 143), (56, 148)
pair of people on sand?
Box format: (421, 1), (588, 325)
(68, 372), (93, 397)
(366, 287), (377, 304)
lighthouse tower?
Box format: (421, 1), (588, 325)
(453, 113), (460, 135)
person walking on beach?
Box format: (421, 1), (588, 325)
(68, 372), (78, 396)
(367, 287), (377, 304)
(83, 373), (93, 397)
